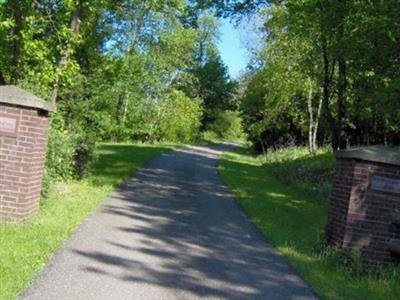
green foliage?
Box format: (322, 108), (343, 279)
(70, 127), (97, 180)
(192, 55), (238, 126)
(200, 130), (221, 144)
(0, 0), (237, 201)
(56, 78), (100, 179)
(42, 115), (75, 197)
(43, 112), (98, 196)
(264, 147), (336, 199)
(207, 110), (245, 141)
(239, 0), (400, 153)
(157, 89), (203, 143)
(194, 14), (221, 64)
(240, 67), (306, 151)
(45, 116), (75, 181)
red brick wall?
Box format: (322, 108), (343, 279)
(0, 103), (50, 222)
(326, 158), (355, 246)
(326, 157), (400, 265)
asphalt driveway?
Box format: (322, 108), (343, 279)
(21, 144), (317, 300)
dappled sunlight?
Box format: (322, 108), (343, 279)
(219, 147), (329, 287)
(20, 144), (316, 300)
(266, 192), (288, 199)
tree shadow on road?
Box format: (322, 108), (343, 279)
(71, 145), (316, 299)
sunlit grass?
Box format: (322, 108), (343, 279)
(219, 146), (400, 300)
(0, 142), (175, 300)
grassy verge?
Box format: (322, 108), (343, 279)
(264, 147), (335, 200)
(0, 143), (175, 300)
(218, 146), (400, 300)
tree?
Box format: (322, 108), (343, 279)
(50, 0), (84, 106)
(0, 0), (212, 178)
(239, 0), (400, 154)
(194, 55), (237, 124)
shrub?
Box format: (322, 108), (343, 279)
(201, 130), (220, 143)
(42, 114), (75, 196)
(42, 113), (97, 196)
(55, 83), (99, 180)
(207, 110), (245, 141)
(157, 89), (203, 143)
(70, 127), (97, 179)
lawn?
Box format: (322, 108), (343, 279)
(0, 143), (175, 300)
(218, 146), (400, 300)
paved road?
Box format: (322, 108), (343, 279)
(21, 145), (318, 300)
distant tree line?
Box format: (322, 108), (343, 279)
(0, 0), (238, 184)
(214, 0), (400, 154)
(3, 0), (397, 176)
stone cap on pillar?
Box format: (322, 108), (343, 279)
(335, 145), (400, 166)
(0, 85), (54, 112)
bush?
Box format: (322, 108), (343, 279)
(207, 110), (245, 141)
(70, 127), (97, 179)
(157, 89), (203, 143)
(42, 113), (97, 196)
(42, 115), (75, 196)
(200, 130), (220, 143)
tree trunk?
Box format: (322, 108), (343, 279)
(337, 57), (347, 150)
(0, 72), (6, 85)
(258, 136), (267, 161)
(122, 96), (129, 123)
(10, 1), (22, 84)
(116, 94), (125, 125)
(335, 0), (348, 150)
(313, 94), (324, 153)
(50, 3), (82, 107)
(307, 78), (315, 155)
(322, 38), (336, 149)
(307, 77), (324, 156)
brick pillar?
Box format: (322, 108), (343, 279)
(0, 86), (53, 222)
(326, 146), (400, 265)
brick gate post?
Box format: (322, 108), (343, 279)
(326, 145), (400, 265)
(0, 86), (53, 222)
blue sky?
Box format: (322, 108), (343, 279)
(217, 18), (249, 79)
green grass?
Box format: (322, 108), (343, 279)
(0, 142), (175, 300)
(264, 146), (336, 200)
(197, 130), (247, 146)
(218, 146), (400, 300)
